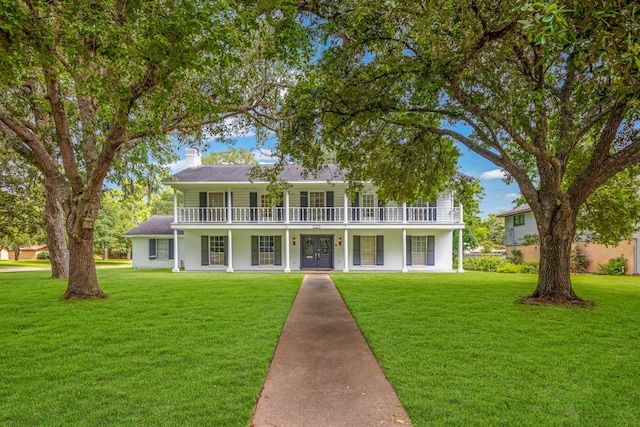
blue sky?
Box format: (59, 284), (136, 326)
(176, 134), (521, 219)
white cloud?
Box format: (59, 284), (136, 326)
(504, 193), (521, 201)
(254, 148), (279, 164)
(168, 159), (187, 174)
(480, 169), (507, 180)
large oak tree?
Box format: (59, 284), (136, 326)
(285, 0), (640, 304)
(0, 0), (305, 298)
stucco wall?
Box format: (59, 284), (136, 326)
(506, 241), (635, 275)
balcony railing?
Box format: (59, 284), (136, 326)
(176, 206), (461, 224)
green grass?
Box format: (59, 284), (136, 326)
(332, 272), (640, 427)
(0, 259), (132, 268)
(0, 270), (302, 426)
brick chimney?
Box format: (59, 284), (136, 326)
(185, 148), (201, 168)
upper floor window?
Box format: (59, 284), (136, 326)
(309, 192), (325, 208)
(208, 192), (224, 207)
(514, 214), (525, 226)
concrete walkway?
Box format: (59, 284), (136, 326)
(252, 274), (412, 427)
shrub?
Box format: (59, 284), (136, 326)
(508, 249), (523, 264)
(571, 245), (591, 273)
(463, 256), (506, 272)
(520, 260), (539, 274)
(597, 255), (627, 276)
(37, 251), (50, 260)
(496, 262), (521, 273)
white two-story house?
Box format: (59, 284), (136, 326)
(125, 149), (465, 273)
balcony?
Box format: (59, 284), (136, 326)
(176, 206), (462, 225)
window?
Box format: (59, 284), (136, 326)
(261, 194), (272, 219)
(208, 192), (224, 207)
(209, 236), (225, 265)
(353, 235), (384, 266)
(362, 194), (375, 220)
(251, 235), (281, 266)
(360, 236), (376, 265)
(149, 239), (173, 260)
(259, 236), (275, 265)
(309, 192), (325, 207)
(514, 214), (525, 226)
(411, 236), (427, 265)
(201, 236), (227, 266)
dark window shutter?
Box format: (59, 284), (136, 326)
(406, 235), (412, 266)
(353, 235), (361, 266)
(376, 235), (384, 265)
(223, 236), (228, 266)
(251, 236), (259, 265)
(427, 236), (435, 266)
(250, 192), (258, 221)
(378, 199), (385, 221)
(300, 191), (308, 221)
(201, 236), (209, 265)
(169, 239), (174, 260)
(326, 191), (334, 221)
(149, 239), (157, 259)
(352, 192), (360, 221)
(224, 192), (228, 207)
(199, 192), (207, 221)
(274, 236), (282, 266)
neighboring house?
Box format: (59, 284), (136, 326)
(1, 244), (49, 261)
(125, 149), (465, 273)
(499, 204), (635, 274)
(123, 215), (185, 269)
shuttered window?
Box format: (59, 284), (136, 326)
(353, 235), (384, 266)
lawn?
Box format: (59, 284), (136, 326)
(0, 259), (132, 268)
(0, 270), (302, 426)
(332, 272), (640, 427)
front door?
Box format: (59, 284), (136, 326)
(301, 235), (333, 269)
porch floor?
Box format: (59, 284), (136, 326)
(251, 274), (412, 426)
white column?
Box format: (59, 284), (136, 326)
(459, 202), (464, 224)
(172, 229), (180, 272)
(173, 189), (178, 222)
(227, 188), (232, 224)
(458, 228), (464, 273)
(402, 202), (407, 224)
(285, 192), (290, 224)
(343, 193), (349, 224)
(226, 229), (234, 272)
(402, 229), (408, 273)
(343, 228), (349, 272)
(284, 229), (291, 272)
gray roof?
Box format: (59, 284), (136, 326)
(171, 164), (346, 183)
(123, 215), (182, 236)
(497, 204), (531, 217)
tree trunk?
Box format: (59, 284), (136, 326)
(62, 197), (108, 299)
(523, 208), (589, 305)
(43, 191), (69, 279)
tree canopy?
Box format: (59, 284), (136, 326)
(0, 0), (307, 298)
(284, 0), (640, 304)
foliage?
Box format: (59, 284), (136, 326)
(570, 245), (591, 273)
(521, 234), (541, 246)
(520, 260), (540, 274)
(36, 251), (50, 260)
(508, 249), (523, 264)
(0, 0), (309, 297)
(596, 256), (628, 276)
(0, 270), (302, 425)
(0, 145), (46, 252)
(496, 262), (521, 273)
(292, 0), (640, 302)
(202, 147), (257, 165)
(463, 256), (506, 272)
(334, 273), (640, 426)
